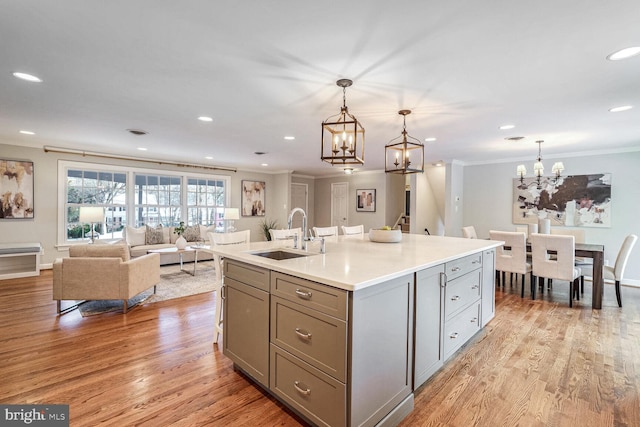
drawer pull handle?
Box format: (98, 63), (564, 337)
(294, 381), (311, 396)
(471, 285), (479, 290)
(451, 295), (460, 301)
(295, 328), (312, 340)
(471, 317), (478, 323)
(295, 289), (312, 299)
(449, 332), (459, 339)
(472, 260), (480, 264)
(451, 266), (461, 272)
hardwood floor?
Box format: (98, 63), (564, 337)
(1, 271), (638, 426)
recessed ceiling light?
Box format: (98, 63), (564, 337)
(137, 147), (148, 151)
(606, 47), (640, 61)
(261, 163), (268, 167)
(499, 124), (515, 130)
(127, 129), (148, 135)
(344, 168), (354, 175)
(205, 156), (213, 160)
(432, 161), (444, 167)
(424, 137), (437, 142)
(284, 136), (295, 140)
(198, 116), (213, 122)
(13, 72), (42, 83)
(609, 105), (633, 112)
(19, 130), (35, 135)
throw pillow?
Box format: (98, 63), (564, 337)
(125, 225), (146, 247)
(146, 225), (165, 245)
(182, 225), (201, 242)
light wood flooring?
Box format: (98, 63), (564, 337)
(1, 271), (638, 426)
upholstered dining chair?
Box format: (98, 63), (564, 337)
(490, 230), (532, 297)
(313, 226), (338, 238)
(530, 233), (581, 307)
(550, 227), (590, 293)
(341, 224), (364, 238)
(462, 226), (478, 239)
(207, 229), (250, 344)
(581, 234), (637, 307)
(269, 228), (301, 242)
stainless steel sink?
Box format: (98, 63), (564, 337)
(251, 250), (310, 260)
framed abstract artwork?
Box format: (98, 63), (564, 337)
(356, 189), (376, 212)
(0, 159), (34, 219)
(513, 173), (611, 227)
(242, 180), (266, 217)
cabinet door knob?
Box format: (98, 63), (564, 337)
(294, 381), (311, 396)
(449, 332), (459, 339)
(295, 328), (312, 340)
(295, 289), (312, 299)
(451, 266), (461, 272)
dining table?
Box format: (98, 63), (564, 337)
(525, 242), (605, 309)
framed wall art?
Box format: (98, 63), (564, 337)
(356, 189), (376, 212)
(513, 173), (611, 227)
(0, 159), (34, 219)
(242, 180), (266, 217)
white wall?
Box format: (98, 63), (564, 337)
(0, 142), (279, 265)
(444, 161), (464, 237)
(463, 150), (640, 282)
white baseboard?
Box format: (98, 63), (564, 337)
(582, 276), (640, 288)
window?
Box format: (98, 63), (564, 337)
(133, 174), (181, 227)
(58, 161), (230, 245)
(65, 168), (127, 241)
(187, 178), (226, 229)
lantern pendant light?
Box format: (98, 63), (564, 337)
(385, 110), (424, 174)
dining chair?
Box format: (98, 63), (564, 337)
(580, 234), (637, 307)
(207, 230), (251, 344)
(550, 228), (590, 293)
(530, 233), (581, 307)
(489, 230), (532, 297)
(269, 228), (301, 242)
(341, 224), (364, 238)
(461, 226), (477, 239)
(313, 226), (338, 238)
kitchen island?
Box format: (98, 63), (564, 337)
(208, 234), (502, 427)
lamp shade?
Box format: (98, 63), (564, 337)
(223, 208), (240, 220)
(79, 206), (104, 223)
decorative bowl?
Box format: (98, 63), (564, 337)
(368, 228), (402, 243)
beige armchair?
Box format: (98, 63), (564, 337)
(53, 244), (161, 314)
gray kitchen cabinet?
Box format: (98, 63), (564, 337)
(223, 260), (270, 388)
(414, 264), (445, 389)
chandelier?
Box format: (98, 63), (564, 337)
(321, 79), (365, 166)
(516, 140), (564, 189)
(384, 110), (424, 174)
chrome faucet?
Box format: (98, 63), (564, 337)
(287, 207), (308, 250)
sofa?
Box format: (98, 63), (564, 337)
(53, 243), (160, 313)
(123, 224), (216, 265)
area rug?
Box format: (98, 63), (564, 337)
(78, 261), (218, 317)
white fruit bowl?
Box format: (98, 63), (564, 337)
(368, 228), (402, 243)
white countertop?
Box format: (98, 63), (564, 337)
(204, 234), (502, 291)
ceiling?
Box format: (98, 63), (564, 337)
(2, 1), (639, 177)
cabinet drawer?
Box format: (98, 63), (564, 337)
(225, 259), (270, 291)
(271, 271), (348, 320)
(444, 302), (481, 359)
(444, 269), (481, 320)
(445, 252), (482, 281)
(270, 345), (346, 427)
(271, 296), (347, 382)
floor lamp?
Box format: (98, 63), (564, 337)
(224, 208), (239, 233)
(79, 206), (104, 243)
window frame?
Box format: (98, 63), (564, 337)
(57, 160), (230, 246)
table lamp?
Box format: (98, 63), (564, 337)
(223, 208), (239, 233)
(79, 206), (104, 243)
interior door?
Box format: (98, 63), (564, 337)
(331, 182), (348, 228)
(290, 183), (308, 230)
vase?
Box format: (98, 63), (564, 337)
(175, 235), (187, 249)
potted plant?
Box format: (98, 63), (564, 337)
(259, 218), (279, 241)
(173, 221), (188, 249)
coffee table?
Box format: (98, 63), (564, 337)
(147, 246), (202, 275)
